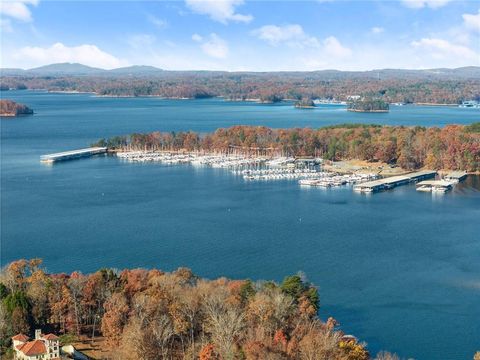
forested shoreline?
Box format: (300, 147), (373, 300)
(2, 70), (479, 104)
(0, 259), (380, 359)
(94, 124), (480, 172)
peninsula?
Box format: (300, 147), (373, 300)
(94, 123), (480, 173)
(0, 259), (372, 360)
(0, 100), (33, 117)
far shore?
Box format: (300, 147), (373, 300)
(0, 90), (471, 108)
(414, 102), (458, 106)
(347, 109), (389, 113)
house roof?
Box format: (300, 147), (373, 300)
(12, 333), (29, 342)
(18, 340), (47, 356)
(43, 333), (59, 340)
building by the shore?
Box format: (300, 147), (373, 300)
(12, 329), (60, 360)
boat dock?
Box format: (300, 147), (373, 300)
(353, 170), (436, 193)
(416, 180), (453, 193)
(40, 147), (107, 163)
(444, 171), (467, 182)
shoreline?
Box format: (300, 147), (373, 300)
(415, 102), (458, 107)
(347, 109), (389, 113)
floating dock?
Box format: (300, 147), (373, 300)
(40, 147), (107, 163)
(353, 170), (436, 193)
(444, 171), (467, 182)
(416, 180), (453, 193)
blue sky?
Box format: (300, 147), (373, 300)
(1, 0), (479, 70)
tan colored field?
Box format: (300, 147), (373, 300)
(71, 336), (110, 360)
(324, 159), (408, 176)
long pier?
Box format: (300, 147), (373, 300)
(40, 147), (107, 163)
(353, 170), (436, 193)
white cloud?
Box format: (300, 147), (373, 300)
(192, 33), (203, 42)
(147, 14), (167, 29)
(411, 37), (477, 59)
(323, 36), (352, 57)
(0, 0), (38, 22)
(14, 42), (128, 69)
(463, 9), (480, 33)
(252, 24), (320, 48)
(185, 0), (252, 24)
(401, 0), (452, 9)
(371, 26), (384, 34)
(193, 33), (229, 58)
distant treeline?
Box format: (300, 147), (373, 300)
(0, 259), (381, 359)
(2, 71), (480, 104)
(95, 124), (480, 171)
(0, 100), (33, 116)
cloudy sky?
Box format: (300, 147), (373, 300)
(0, 0), (479, 71)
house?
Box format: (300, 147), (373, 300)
(12, 329), (60, 360)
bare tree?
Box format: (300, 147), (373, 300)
(152, 314), (175, 359)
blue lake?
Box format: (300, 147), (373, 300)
(1, 91), (480, 360)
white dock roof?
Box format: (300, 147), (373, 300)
(41, 147), (107, 159)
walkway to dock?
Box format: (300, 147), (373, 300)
(40, 147), (107, 163)
(353, 170), (436, 193)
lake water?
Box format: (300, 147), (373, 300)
(1, 91), (480, 360)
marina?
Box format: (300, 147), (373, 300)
(42, 148), (467, 195)
(40, 147), (107, 163)
(353, 170), (437, 193)
(116, 151), (380, 185)
(116, 151), (268, 168)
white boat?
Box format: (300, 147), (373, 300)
(459, 100), (480, 108)
(432, 186), (450, 193)
(416, 185), (432, 192)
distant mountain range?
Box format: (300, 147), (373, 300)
(1, 62), (479, 79)
(0, 63), (165, 76)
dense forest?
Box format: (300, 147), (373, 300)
(1, 70), (480, 104)
(0, 100), (33, 116)
(94, 124), (480, 172)
(0, 259), (398, 360)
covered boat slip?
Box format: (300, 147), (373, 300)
(40, 147), (107, 163)
(353, 170), (437, 193)
(444, 171), (467, 182)
(416, 180), (453, 192)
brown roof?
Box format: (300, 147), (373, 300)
(43, 333), (59, 340)
(18, 340), (47, 356)
(12, 333), (29, 342)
